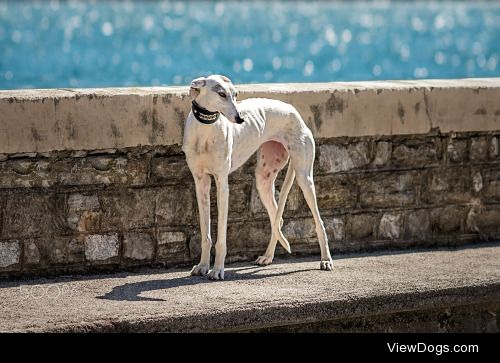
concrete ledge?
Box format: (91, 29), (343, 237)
(1, 78), (500, 155)
(1, 244), (499, 332)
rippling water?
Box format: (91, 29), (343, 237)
(1, 0), (499, 89)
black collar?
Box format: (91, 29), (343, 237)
(192, 101), (219, 124)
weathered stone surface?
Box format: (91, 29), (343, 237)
(490, 137), (499, 158)
(227, 180), (251, 214)
(391, 138), (440, 168)
(470, 136), (488, 161)
(155, 186), (194, 226)
(2, 194), (67, 238)
(431, 206), (465, 234)
(286, 184), (305, 212)
(482, 166), (500, 202)
(324, 217), (345, 241)
(0, 195), (4, 237)
(123, 232), (155, 261)
(100, 189), (156, 231)
(67, 193), (101, 232)
(315, 174), (358, 210)
(472, 171), (483, 193)
(373, 141), (391, 166)
(157, 230), (187, 257)
(360, 171), (417, 208)
(475, 206), (500, 236)
(283, 218), (316, 241)
(150, 155), (191, 184)
(405, 210), (431, 239)
(84, 234), (120, 262)
(0, 240), (20, 268)
(319, 142), (370, 173)
(379, 213), (403, 240)
(24, 236), (84, 266)
(157, 229), (188, 264)
(0, 159), (53, 189)
(226, 221), (270, 252)
(347, 214), (378, 240)
(0, 155), (148, 189)
(53, 155), (148, 187)
(446, 138), (468, 163)
(23, 239), (41, 265)
(420, 168), (471, 205)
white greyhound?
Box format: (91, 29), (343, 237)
(182, 75), (333, 280)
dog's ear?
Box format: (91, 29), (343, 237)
(189, 77), (206, 99)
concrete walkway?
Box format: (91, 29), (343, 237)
(1, 244), (499, 332)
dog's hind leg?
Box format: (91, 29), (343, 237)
(289, 133), (334, 271)
(255, 141), (289, 266)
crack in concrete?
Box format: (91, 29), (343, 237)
(423, 88), (433, 131)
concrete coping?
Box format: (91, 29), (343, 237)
(0, 244), (499, 332)
(1, 77), (500, 155)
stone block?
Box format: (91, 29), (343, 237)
(482, 166), (500, 202)
(2, 193), (67, 238)
(157, 229), (188, 263)
(155, 186), (195, 226)
(67, 193), (101, 232)
(283, 218), (316, 241)
(324, 217), (345, 241)
(392, 137), (441, 167)
(391, 138), (440, 168)
(373, 141), (392, 167)
(405, 209), (431, 239)
(53, 155), (148, 187)
(420, 168), (471, 205)
(0, 159), (52, 189)
(475, 206), (500, 236)
(489, 137), (499, 158)
(431, 206), (465, 234)
(23, 239), (40, 265)
(379, 213), (403, 240)
(226, 221), (270, 252)
(319, 142), (370, 173)
(446, 138), (468, 163)
(100, 189), (156, 231)
(150, 155), (191, 184)
(470, 136), (488, 162)
(347, 214), (378, 240)
(360, 171), (417, 208)
(123, 232), (155, 261)
(24, 236), (84, 266)
(0, 240), (20, 269)
(84, 234), (120, 263)
(315, 174), (358, 210)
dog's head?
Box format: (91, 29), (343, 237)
(189, 75), (244, 124)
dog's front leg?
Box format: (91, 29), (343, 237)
(191, 173), (212, 276)
(208, 174), (229, 280)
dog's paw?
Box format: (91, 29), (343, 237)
(320, 259), (334, 271)
(255, 255), (273, 266)
(190, 264), (209, 276)
(208, 268), (224, 280)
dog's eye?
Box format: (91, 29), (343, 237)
(218, 92), (227, 98)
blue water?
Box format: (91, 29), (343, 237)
(1, 0), (500, 89)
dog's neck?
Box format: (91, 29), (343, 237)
(191, 100), (219, 124)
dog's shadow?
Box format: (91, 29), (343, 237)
(97, 265), (315, 302)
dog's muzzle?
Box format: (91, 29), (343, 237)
(235, 114), (245, 124)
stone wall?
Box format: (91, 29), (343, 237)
(1, 78), (499, 277)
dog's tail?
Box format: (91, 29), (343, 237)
(273, 160), (295, 253)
